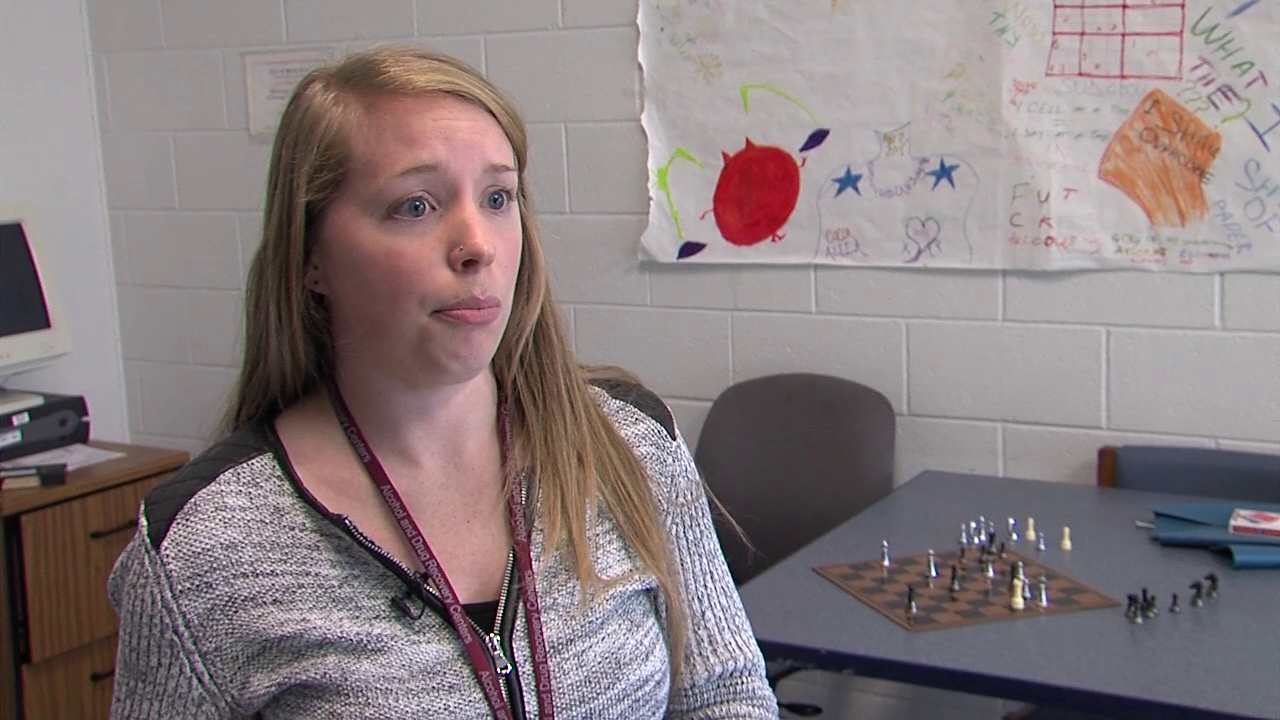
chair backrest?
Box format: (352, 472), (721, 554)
(695, 373), (895, 585)
(1097, 445), (1280, 503)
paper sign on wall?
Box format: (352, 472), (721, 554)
(244, 49), (336, 142)
(637, 0), (1280, 273)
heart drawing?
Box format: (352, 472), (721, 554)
(903, 216), (943, 263)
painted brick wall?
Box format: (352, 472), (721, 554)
(86, 0), (1280, 484)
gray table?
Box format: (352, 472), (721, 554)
(738, 471), (1280, 719)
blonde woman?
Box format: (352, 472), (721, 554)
(108, 47), (777, 719)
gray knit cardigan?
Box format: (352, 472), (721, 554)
(107, 384), (779, 719)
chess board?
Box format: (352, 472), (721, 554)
(815, 548), (1119, 632)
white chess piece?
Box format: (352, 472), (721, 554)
(1025, 517), (1037, 542)
(1060, 526), (1073, 551)
(1010, 576), (1026, 611)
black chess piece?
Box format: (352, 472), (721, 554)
(1142, 592), (1158, 618)
(1190, 580), (1205, 607)
(1169, 592), (1181, 613)
(949, 563), (962, 596)
(1125, 593), (1142, 623)
(906, 585), (917, 621)
(997, 541), (1007, 559)
(1204, 572), (1219, 598)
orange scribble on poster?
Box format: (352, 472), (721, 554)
(1098, 89), (1221, 228)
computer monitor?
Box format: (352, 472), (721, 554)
(0, 210), (72, 415)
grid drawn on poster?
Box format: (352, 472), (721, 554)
(1045, 0), (1187, 80)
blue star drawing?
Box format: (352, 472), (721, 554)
(926, 157), (960, 190)
(833, 167), (863, 197)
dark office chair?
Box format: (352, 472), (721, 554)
(695, 372), (896, 585)
(1006, 444), (1280, 720)
(695, 373), (896, 717)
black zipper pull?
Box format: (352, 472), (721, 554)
(484, 633), (513, 676)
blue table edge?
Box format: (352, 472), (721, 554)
(758, 639), (1267, 720)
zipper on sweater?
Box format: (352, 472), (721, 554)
(340, 517), (435, 598)
(499, 475), (530, 720)
(483, 549), (517, 676)
(335, 511), (528, 718)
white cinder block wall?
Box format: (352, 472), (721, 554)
(87, 0), (1280, 481)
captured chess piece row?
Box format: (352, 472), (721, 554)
(961, 516), (1072, 554)
(1124, 573), (1220, 623)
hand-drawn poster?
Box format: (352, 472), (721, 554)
(638, 0), (1280, 271)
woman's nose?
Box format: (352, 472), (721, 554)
(447, 207), (496, 272)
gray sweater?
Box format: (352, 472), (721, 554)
(108, 385), (778, 719)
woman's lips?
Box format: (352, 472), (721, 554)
(435, 296), (501, 325)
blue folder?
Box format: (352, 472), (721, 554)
(1148, 502), (1280, 569)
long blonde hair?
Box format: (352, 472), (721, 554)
(222, 46), (688, 678)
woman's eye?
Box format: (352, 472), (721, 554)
(393, 197), (430, 219)
(485, 189), (512, 211)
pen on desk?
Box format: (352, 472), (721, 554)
(1135, 519), (1155, 529)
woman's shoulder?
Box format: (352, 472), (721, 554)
(584, 374), (706, 504)
(587, 375), (678, 447)
(139, 424), (287, 553)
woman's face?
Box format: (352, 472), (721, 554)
(307, 93), (523, 390)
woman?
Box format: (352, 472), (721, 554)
(108, 46), (777, 719)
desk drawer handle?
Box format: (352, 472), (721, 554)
(89, 667), (115, 683)
(89, 518), (138, 540)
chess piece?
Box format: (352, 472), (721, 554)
(1190, 580), (1205, 607)
(1010, 577), (1026, 611)
(906, 586), (918, 621)
(1025, 517), (1037, 542)
(997, 541), (1007, 559)
(1126, 593), (1143, 623)
(1204, 573), (1219, 598)
(1142, 591), (1158, 619)
(1169, 592), (1181, 613)
(1036, 574), (1050, 608)
(949, 564), (961, 594)
(1060, 526), (1072, 551)
(1021, 573), (1033, 602)
(880, 540), (891, 583)
(983, 558), (996, 579)
(926, 549), (938, 579)
(960, 523), (970, 546)
(1036, 533), (1046, 553)
(1008, 517), (1019, 543)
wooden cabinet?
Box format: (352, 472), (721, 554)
(1, 442), (189, 720)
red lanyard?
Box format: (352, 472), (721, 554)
(330, 387), (555, 720)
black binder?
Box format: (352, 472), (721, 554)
(0, 392), (90, 463)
